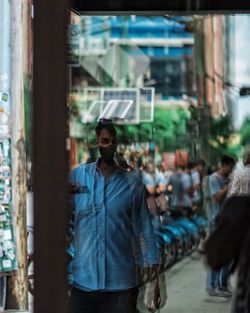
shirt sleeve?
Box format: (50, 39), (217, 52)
(183, 174), (192, 190)
(142, 173), (156, 188)
(68, 169), (77, 243)
(209, 175), (221, 198)
(132, 182), (160, 267)
(228, 172), (240, 196)
(203, 176), (211, 200)
(156, 172), (167, 186)
(192, 172), (200, 186)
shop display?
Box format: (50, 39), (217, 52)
(0, 139), (16, 273)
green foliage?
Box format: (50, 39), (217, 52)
(208, 115), (239, 161)
(240, 116), (250, 146)
(151, 107), (190, 151)
(210, 115), (232, 142)
(115, 106), (190, 151)
(81, 106), (190, 152)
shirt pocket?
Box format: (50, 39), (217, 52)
(74, 185), (93, 212)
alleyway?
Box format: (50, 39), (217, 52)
(2, 253), (236, 313)
(161, 253), (234, 313)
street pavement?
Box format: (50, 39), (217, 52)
(161, 253), (234, 313)
(3, 253), (235, 313)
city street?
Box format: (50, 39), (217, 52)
(161, 253), (234, 313)
(1, 2), (250, 310)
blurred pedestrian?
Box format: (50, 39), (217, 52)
(167, 164), (193, 218)
(142, 163), (156, 195)
(181, 162), (194, 218)
(205, 196), (250, 312)
(228, 147), (250, 196)
(202, 167), (214, 224)
(191, 160), (206, 213)
(206, 155), (236, 297)
(167, 165), (185, 217)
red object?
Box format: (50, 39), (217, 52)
(162, 152), (175, 170)
(175, 150), (188, 167)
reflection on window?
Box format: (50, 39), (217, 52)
(68, 14), (248, 167)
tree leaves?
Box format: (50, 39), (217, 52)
(240, 117), (250, 146)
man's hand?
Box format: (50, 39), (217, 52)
(145, 265), (159, 282)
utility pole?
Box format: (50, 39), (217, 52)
(193, 16), (211, 163)
(7, 0), (28, 309)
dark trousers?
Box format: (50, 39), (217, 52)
(68, 287), (139, 313)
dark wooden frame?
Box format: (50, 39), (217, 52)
(33, 1), (69, 313)
(71, 0), (250, 13)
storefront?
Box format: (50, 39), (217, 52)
(34, 1), (250, 313)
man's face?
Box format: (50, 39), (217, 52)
(97, 128), (114, 148)
(222, 163), (234, 176)
(148, 164), (155, 174)
(97, 128), (117, 162)
(197, 164), (205, 175)
(161, 161), (168, 171)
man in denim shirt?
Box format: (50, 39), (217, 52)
(68, 119), (159, 313)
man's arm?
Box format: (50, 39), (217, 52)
(192, 172), (201, 191)
(228, 172), (240, 196)
(67, 169), (77, 285)
(156, 173), (167, 193)
(143, 173), (156, 194)
(132, 183), (160, 267)
(209, 175), (228, 203)
(213, 185), (228, 203)
(183, 175), (194, 198)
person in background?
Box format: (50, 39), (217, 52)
(155, 163), (167, 194)
(228, 147), (250, 196)
(206, 155), (236, 298)
(181, 162), (194, 218)
(205, 196), (250, 313)
(191, 160), (206, 213)
(167, 163), (193, 218)
(161, 161), (174, 187)
(167, 165), (185, 217)
(68, 119), (159, 313)
(142, 163), (156, 196)
(202, 167), (214, 225)
(140, 163), (168, 313)
(196, 166), (214, 254)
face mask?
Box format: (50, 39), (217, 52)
(99, 144), (116, 163)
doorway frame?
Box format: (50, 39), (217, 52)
(33, 1), (250, 312)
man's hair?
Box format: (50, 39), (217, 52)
(221, 155), (236, 166)
(243, 147), (250, 165)
(176, 164), (185, 171)
(95, 118), (117, 142)
(187, 161), (194, 169)
(197, 159), (206, 167)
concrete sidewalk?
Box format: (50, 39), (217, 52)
(161, 253), (234, 313)
(2, 254), (235, 313)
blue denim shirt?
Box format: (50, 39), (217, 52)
(69, 161), (159, 291)
(209, 172), (228, 221)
